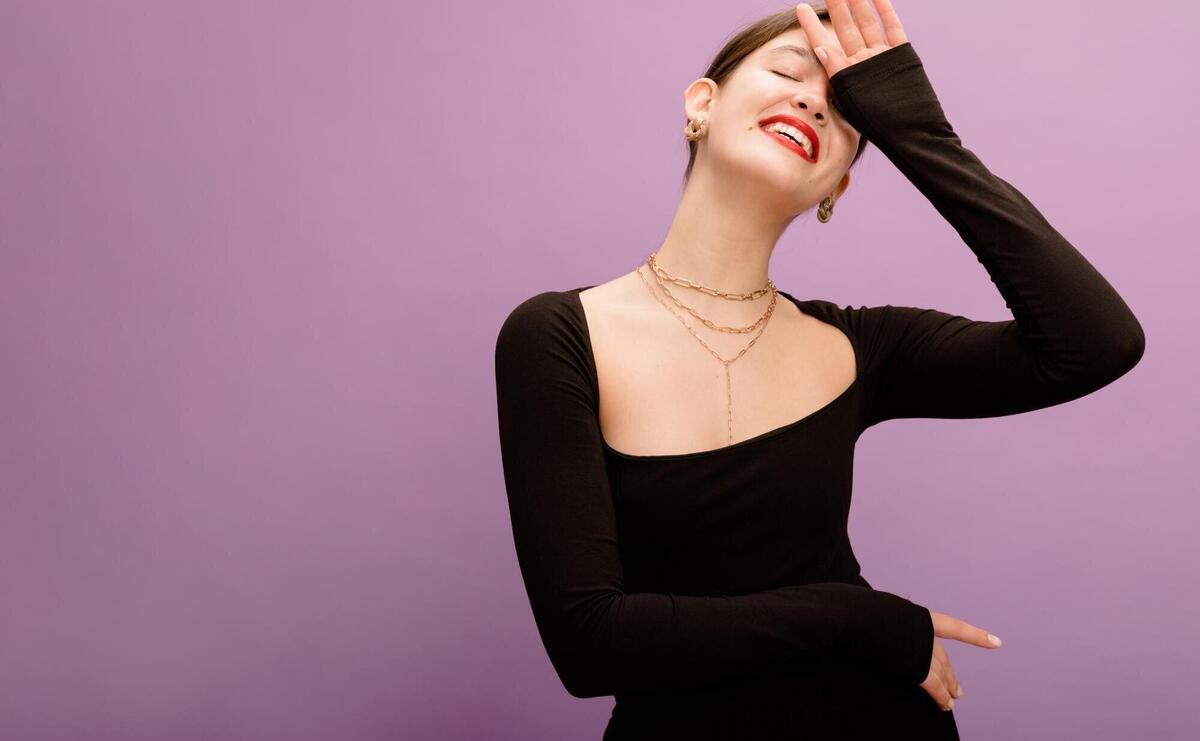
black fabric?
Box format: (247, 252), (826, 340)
(494, 41), (1143, 739)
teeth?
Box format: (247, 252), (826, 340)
(764, 122), (814, 158)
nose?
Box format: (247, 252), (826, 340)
(791, 89), (830, 125)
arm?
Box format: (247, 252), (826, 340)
(828, 43), (1145, 424)
(494, 293), (934, 698)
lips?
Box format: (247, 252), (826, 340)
(758, 114), (819, 163)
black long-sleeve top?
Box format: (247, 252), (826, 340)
(493, 41), (1144, 739)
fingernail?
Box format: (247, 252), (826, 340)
(955, 686), (963, 698)
(987, 633), (1002, 647)
(946, 699), (955, 710)
(814, 47), (828, 63)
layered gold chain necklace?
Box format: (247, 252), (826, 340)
(634, 250), (779, 445)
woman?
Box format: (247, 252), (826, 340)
(494, 1), (1145, 738)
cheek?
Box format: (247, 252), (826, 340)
(836, 126), (861, 161)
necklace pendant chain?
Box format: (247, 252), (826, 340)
(635, 251), (779, 446)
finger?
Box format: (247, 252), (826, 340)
(920, 663), (956, 712)
(871, 0), (910, 46)
(848, 0), (887, 48)
(794, 4), (837, 55)
(825, 0), (866, 58)
(933, 611), (1003, 649)
(796, 5), (850, 77)
(946, 665), (963, 699)
(939, 683), (956, 712)
(934, 641), (963, 698)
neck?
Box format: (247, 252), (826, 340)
(652, 162), (798, 300)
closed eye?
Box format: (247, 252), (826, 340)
(773, 71), (837, 111)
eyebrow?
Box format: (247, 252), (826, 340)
(767, 45), (819, 66)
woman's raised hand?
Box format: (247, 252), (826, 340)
(920, 610), (1003, 711)
(795, 0), (910, 78)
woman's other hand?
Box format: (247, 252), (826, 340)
(795, 0), (910, 77)
(920, 610), (1003, 711)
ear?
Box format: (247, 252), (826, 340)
(832, 172), (851, 201)
(683, 77), (717, 121)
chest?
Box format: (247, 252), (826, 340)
(586, 294), (859, 458)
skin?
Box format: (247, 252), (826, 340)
(675, 0), (1004, 713)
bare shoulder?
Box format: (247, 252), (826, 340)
(578, 269), (644, 307)
(577, 269), (654, 333)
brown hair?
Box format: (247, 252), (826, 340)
(683, 3), (870, 188)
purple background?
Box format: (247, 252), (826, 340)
(1, 1), (1195, 739)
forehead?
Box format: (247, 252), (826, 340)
(756, 26), (830, 63)
(764, 43), (819, 67)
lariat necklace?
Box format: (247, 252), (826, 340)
(635, 251), (779, 445)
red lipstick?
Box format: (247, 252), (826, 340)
(758, 114), (819, 163)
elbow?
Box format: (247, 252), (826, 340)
(564, 678), (608, 700)
(1047, 318), (1145, 403)
(538, 592), (626, 699)
(1122, 319), (1146, 372)
(1103, 317), (1146, 381)
(543, 611), (623, 699)
(1075, 319), (1145, 393)
(550, 648), (612, 699)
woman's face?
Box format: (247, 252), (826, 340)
(687, 25), (860, 210)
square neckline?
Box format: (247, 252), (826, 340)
(569, 285), (862, 462)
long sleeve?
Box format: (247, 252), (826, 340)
(828, 43), (1145, 425)
(494, 292), (934, 698)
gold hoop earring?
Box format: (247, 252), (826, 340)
(684, 116), (708, 142)
(817, 195), (835, 223)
